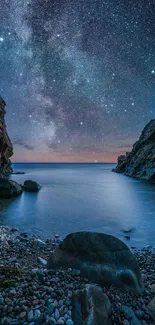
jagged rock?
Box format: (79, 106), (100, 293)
(113, 119), (155, 182)
(0, 178), (22, 198)
(47, 232), (144, 293)
(22, 180), (41, 192)
(0, 96), (13, 176)
(72, 284), (111, 325)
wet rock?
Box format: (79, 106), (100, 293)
(22, 180), (41, 192)
(72, 284), (111, 325)
(0, 178), (22, 198)
(37, 257), (47, 267)
(48, 232), (144, 293)
(8, 257), (17, 263)
(34, 238), (46, 247)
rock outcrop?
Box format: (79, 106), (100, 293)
(47, 232), (144, 294)
(113, 119), (155, 182)
(0, 96), (13, 176)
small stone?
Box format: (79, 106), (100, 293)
(9, 289), (16, 296)
(0, 297), (4, 304)
(27, 310), (34, 322)
(123, 320), (130, 325)
(34, 309), (41, 319)
(56, 318), (65, 325)
(66, 320), (74, 325)
(31, 268), (40, 275)
(150, 284), (155, 293)
(8, 257), (17, 263)
(34, 239), (46, 247)
(48, 303), (55, 315)
(47, 318), (56, 325)
(11, 227), (19, 232)
(54, 308), (60, 321)
(135, 310), (144, 319)
(37, 257), (47, 266)
(20, 311), (26, 319)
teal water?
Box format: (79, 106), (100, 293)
(0, 163), (155, 248)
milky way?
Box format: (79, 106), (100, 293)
(0, 0), (155, 162)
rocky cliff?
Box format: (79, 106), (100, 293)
(113, 119), (155, 183)
(0, 96), (13, 176)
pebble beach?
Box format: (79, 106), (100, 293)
(0, 226), (155, 325)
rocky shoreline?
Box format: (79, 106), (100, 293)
(0, 226), (155, 325)
(113, 119), (155, 183)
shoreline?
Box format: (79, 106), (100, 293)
(0, 226), (155, 325)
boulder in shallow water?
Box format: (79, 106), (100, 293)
(72, 284), (111, 325)
(47, 232), (144, 293)
(22, 180), (41, 192)
(0, 178), (22, 198)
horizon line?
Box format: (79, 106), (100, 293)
(12, 161), (117, 164)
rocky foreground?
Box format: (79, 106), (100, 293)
(113, 119), (155, 183)
(0, 227), (155, 325)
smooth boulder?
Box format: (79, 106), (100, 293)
(22, 180), (41, 192)
(0, 178), (22, 198)
(48, 232), (144, 293)
(72, 284), (111, 325)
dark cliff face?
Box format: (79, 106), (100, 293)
(113, 119), (155, 183)
(0, 96), (13, 176)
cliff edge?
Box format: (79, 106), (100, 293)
(0, 96), (13, 176)
(113, 119), (155, 183)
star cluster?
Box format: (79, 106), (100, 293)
(0, 0), (155, 162)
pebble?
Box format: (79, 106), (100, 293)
(8, 257), (17, 263)
(0, 226), (155, 325)
(66, 320), (74, 325)
(27, 310), (34, 322)
(37, 256), (47, 266)
(34, 238), (46, 247)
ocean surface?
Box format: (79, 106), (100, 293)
(0, 163), (155, 248)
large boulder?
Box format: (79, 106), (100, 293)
(0, 178), (22, 198)
(72, 284), (111, 325)
(47, 232), (144, 294)
(22, 180), (41, 192)
(113, 119), (155, 183)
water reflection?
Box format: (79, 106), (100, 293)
(0, 163), (154, 248)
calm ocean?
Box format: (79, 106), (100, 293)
(0, 163), (155, 248)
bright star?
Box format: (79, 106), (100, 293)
(0, 37), (4, 42)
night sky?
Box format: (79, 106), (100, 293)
(0, 0), (155, 162)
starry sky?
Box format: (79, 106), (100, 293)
(0, 0), (155, 162)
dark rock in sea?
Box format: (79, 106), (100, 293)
(72, 284), (111, 325)
(47, 232), (144, 293)
(113, 119), (155, 182)
(22, 180), (41, 192)
(0, 96), (13, 176)
(0, 178), (22, 198)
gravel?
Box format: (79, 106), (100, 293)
(0, 226), (155, 325)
